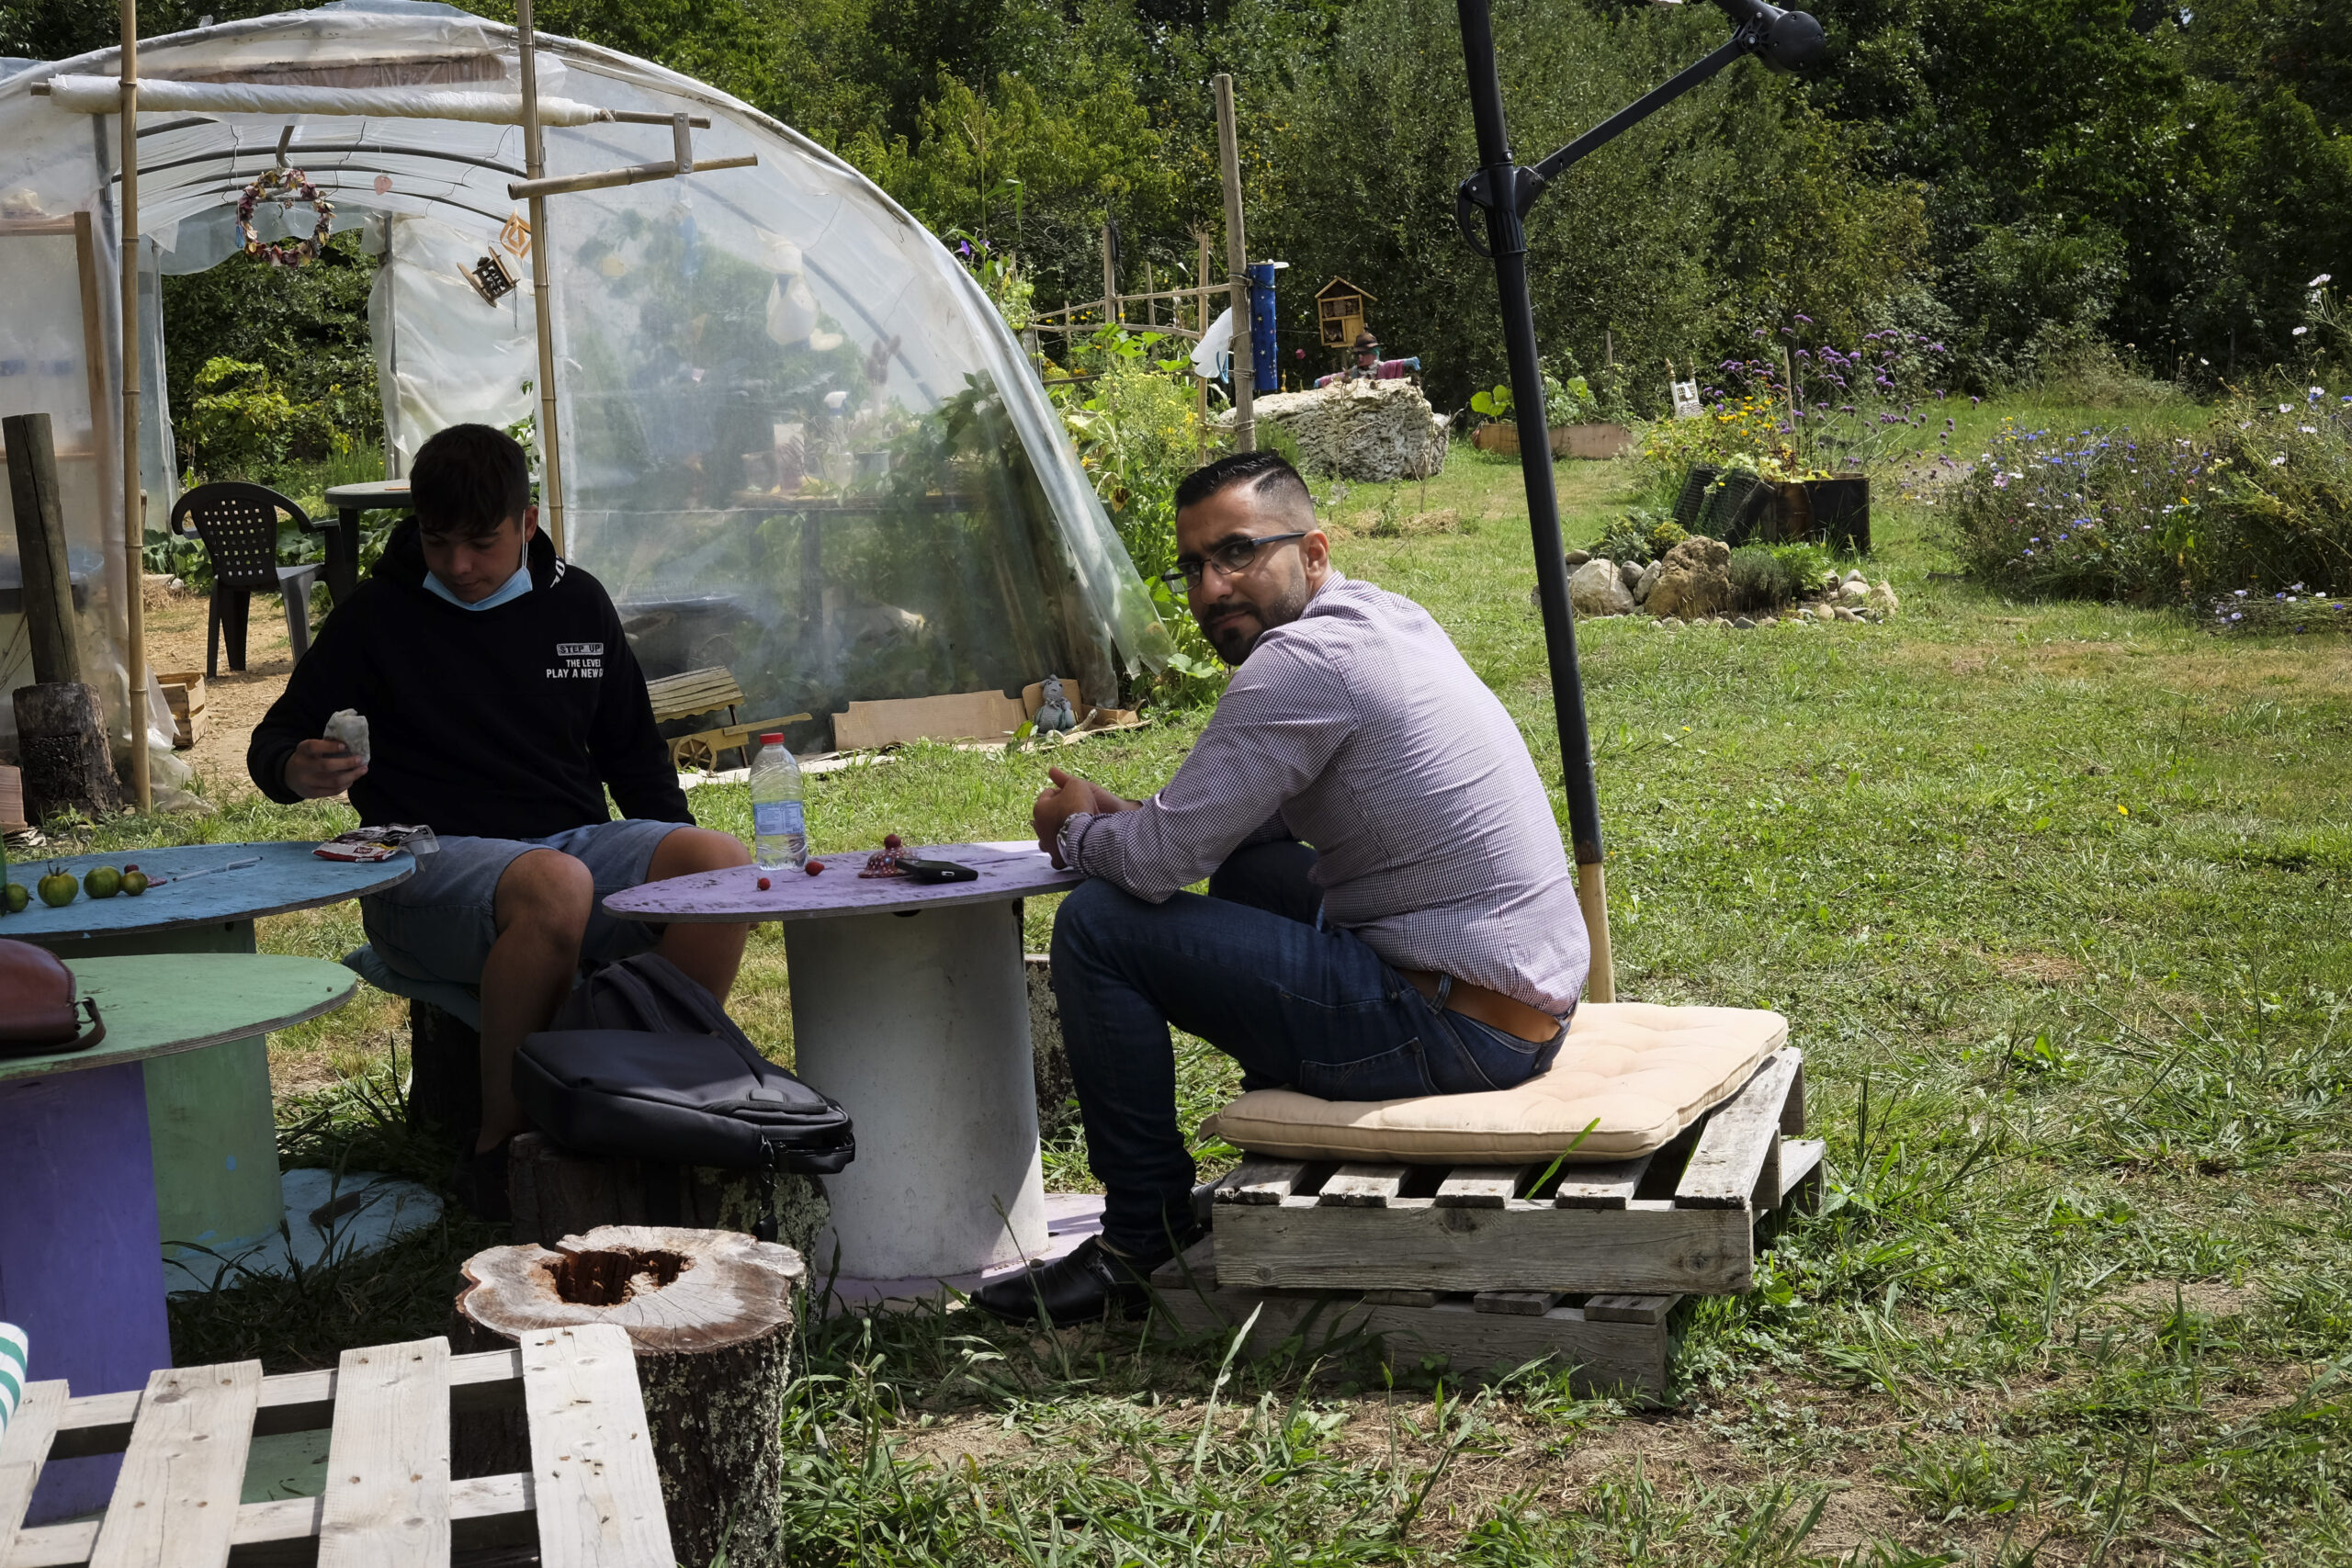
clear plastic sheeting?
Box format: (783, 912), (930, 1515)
(0, 0), (1165, 769)
(367, 212), (535, 474)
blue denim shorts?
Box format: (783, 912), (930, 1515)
(359, 818), (684, 987)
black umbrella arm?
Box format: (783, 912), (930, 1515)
(1452, 0), (1825, 994)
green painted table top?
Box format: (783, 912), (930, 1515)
(0, 953), (356, 1082)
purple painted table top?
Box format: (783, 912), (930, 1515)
(604, 839), (1081, 924)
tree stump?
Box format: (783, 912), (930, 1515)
(12, 682), (120, 820)
(1026, 953), (1079, 1138)
(505, 1131), (831, 1271)
(454, 1225), (803, 1568)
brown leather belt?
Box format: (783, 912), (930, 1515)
(1401, 970), (1564, 1045)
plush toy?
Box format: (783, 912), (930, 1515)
(1034, 674), (1077, 733)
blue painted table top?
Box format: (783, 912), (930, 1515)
(0, 840), (412, 942)
(0, 954), (358, 1082)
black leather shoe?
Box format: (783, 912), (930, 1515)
(971, 1235), (1172, 1326)
(451, 1139), (513, 1223)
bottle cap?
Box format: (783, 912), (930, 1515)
(760, 732), (786, 745)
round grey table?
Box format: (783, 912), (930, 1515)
(605, 840), (1081, 1280)
(321, 479), (414, 603)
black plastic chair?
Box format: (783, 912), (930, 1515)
(169, 481), (327, 677)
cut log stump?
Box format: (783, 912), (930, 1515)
(12, 682), (120, 821)
(505, 1130), (832, 1269)
(454, 1225), (803, 1568)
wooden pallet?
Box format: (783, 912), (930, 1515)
(1150, 1239), (1685, 1397)
(1209, 1048), (1821, 1298)
(0, 1325), (671, 1568)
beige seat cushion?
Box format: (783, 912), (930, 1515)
(1200, 1002), (1788, 1163)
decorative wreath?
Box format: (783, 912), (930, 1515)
(236, 167), (334, 266)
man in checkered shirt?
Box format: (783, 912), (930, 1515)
(974, 449), (1589, 1326)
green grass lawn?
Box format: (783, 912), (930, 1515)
(89, 396), (2352, 1563)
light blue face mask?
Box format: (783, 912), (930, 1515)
(424, 559), (533, 611)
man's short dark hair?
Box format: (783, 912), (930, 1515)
(1175, 449), (1315, 515)
(413, 423), (530, 539)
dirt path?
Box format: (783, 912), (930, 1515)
(144, 578), (299, 795)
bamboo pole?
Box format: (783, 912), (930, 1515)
(1194, 227), (1211, 464)
(119, 0), (150, 810)
(517, 0), (566, 554)
(1213, 73), (1252, 451)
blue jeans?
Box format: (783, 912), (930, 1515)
(1052, 840), (1566, 1257)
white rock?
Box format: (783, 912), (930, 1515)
(1836, 604), (1863, 622)
(1732, 615), (1756, 629)
(1841, 578), (1872, 602)
(1657, 615), (1684, 630)
(1870, 580), (1901, 617)
(1844, 568), (1866, 584)
(1634, 559), (1663, 604)
(1619, 558), (1644, 591)
(1570, 558), (1636, 617)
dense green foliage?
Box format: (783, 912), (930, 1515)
(14, 0), (2345, 434)
(152, 231), (380, 480)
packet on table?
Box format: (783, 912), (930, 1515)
(314, 825), (438, 863)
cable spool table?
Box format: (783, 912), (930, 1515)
(1, 841), (412, 1271)
(605, 840), (1082, 1284)
(0, 953), (357, 1522)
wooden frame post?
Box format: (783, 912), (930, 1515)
(516, 0), (566, 555)
(119, 0), (150, 810)
(1213, 73), (1253, 452)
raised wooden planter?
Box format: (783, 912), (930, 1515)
(1470, 422), (1634, 459)
(1675, 468), (1871, 551)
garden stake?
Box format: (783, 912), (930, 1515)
(1452, 0), (1826, 1002)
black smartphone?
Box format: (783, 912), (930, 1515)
(898, 857), (978, 884)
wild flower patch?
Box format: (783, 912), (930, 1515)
(1940, 385), (2352, 610)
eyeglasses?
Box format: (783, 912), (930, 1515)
(1159, 531), (1309, 588)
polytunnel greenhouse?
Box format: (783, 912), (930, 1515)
(0, 0), (1164, 765)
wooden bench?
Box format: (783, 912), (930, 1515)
(1154, 1048), (1821, 1396)
(0, 1325), (672, 1567)
(645, 666), (809, 771)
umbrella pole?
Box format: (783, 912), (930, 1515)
(1454, 0), (1612, 1000)
(119, 0), (150, 811)
(517, 0), (566, 555)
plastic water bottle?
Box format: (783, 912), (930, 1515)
(749, 733), (807, 870)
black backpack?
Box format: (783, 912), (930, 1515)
(514, 953), (855, 1175)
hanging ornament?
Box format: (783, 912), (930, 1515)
(235, 167), (334, 266)
(461, 251), (519, 306)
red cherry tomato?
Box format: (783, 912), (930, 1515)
(805, 860), (825, 874)
(883, 833), (902, 850)
(756, 876), (772, 891)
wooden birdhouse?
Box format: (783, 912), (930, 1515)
(1316, 276), (1374, 348)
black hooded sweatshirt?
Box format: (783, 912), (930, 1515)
(247, 521), (693, 840)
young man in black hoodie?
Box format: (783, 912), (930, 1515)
(248, 423), (750, 1208)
